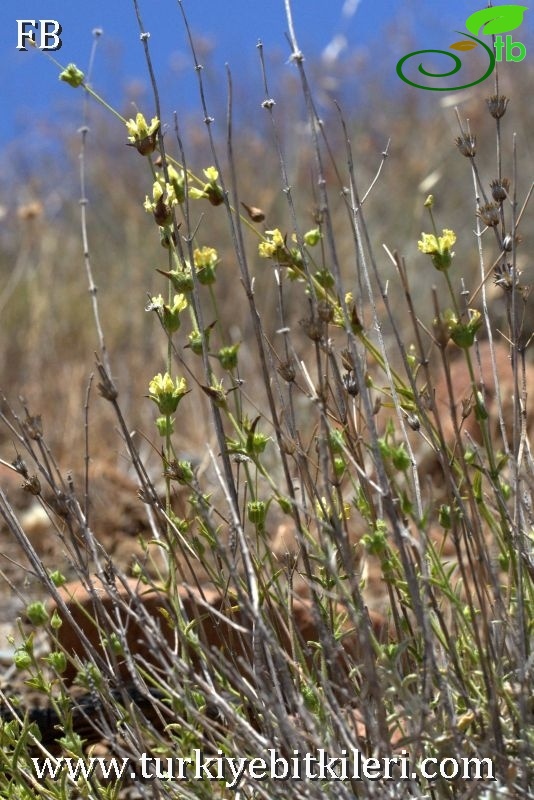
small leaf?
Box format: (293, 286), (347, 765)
(466, 5), (528, 36)
(449, 40), (478, 51)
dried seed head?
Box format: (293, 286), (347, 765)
(97, 361), (119, 401)
(12, 456), (29, 478)
(299, 316), (325, 342)
(502, 233), (522, 252)
(486, 94), (509, 119)
(317, 299), (334, 323)
(406, 413), (420, 431)
(313, 208), (324, 225)
(455, 133), (477, 158)
(160, 229), (177, 249)
(340, 348), (355, 373)
(23, 475), (41, 496)
(241, 202), (265, 223)
(461, 397), (473, 420)
(342, 372), (359, 397)
(280, 436), (297, 455)
(277, 359), (296, 383)
(153, 195), (172, 227)
(23, 412), (43, 440)
(494, 262), (521, 291)
(432, 315), (451, 348)
(477, 202), (500, 227)
(490, 177), (510, 203)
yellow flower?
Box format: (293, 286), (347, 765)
(125, 113), (160, 156)
(144, 180), (179, 226)
(148, 373), (188, 414)
(125, 112), (160, 142)
(189, 187), (208, 200)
(194, 246), (218, 268)
(170, 294), (188, 314)
(258, 241), (277, 259)
(193, 247), (219, 285)
(418, 229), (456, 271)
(151, 294), (188, 333)
(266, 229), (284, 248)
(258, 229), (286, 260)
(167, 165), (185, 203)
(203, 166), (219, 182)
(189, 167), (223, 205)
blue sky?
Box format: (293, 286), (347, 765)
(0, 1), (527, 149)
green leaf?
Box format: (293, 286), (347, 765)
(465, 5), (528, 36)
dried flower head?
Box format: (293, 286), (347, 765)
(340, 348), (355, 373)
(477, 202), (500, 228)
(277, 359), (296, 383)
(342, 372), (359, 397)
(317, 299), (334, 323)
(486, 94), (509, 120)
(490, 178), (510, 204)
(493, 262), (521, 292)
(299, 316), (326, 342)
(502, 233), (522, 253)
(455, 133), (477, 158)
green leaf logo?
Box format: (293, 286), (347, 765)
(465, 5), (528, 36)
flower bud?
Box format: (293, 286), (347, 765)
(303, 228), (322, 247)
(46, 651), (67, 673)
(26, 602), (49, 626)
(218, 344), (240, 370)
(14, 649), (32, 671)
(247, 500), (267, 529)
(155, 416), (175, 436)
(59, 63), (85, 88)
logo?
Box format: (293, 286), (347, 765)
(397, 4), (528, 91)
(16, 20), (63, 51)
